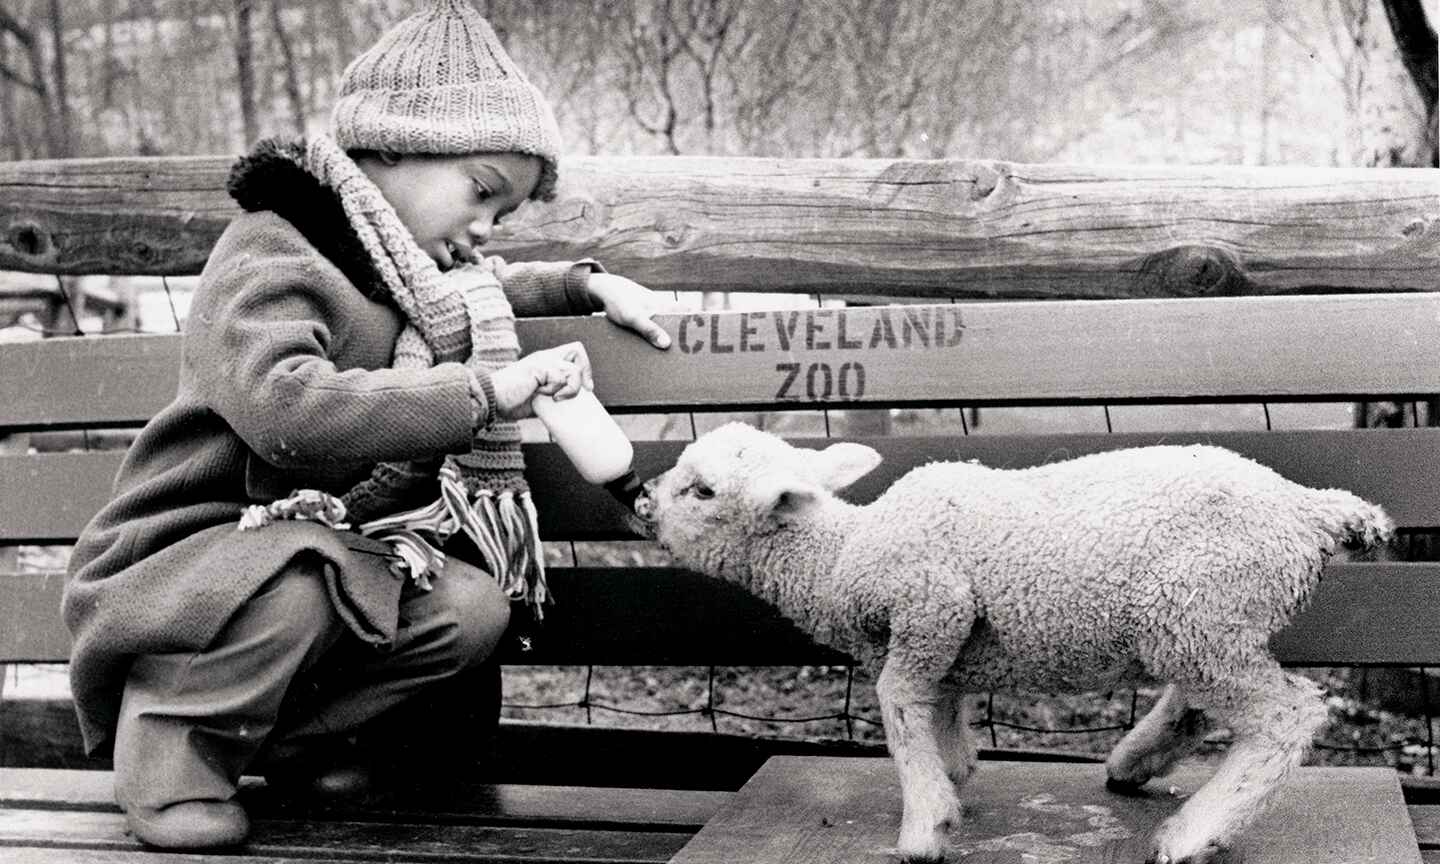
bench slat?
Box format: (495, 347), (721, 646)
(6, 429), (1438, 544)
(4, 294), (1438, 431)
(6, 563), (1439, 667)
(0, 808), (690, 862)
(0, 768), (726, 829)
(4, 851), (379, 863)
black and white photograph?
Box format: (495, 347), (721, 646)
(0, 1), (1436, 861)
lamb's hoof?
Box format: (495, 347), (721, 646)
(1147, 847), (1223, 864)
(1149, 834), (1225, 864)
(1105, 775), (1148, 796)
(888, 831), (952, 863)
(880, 846), (947, 864)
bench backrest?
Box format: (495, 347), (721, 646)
(2, 155), (1437, 669)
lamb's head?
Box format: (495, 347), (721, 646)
(633, 422), (881, 578)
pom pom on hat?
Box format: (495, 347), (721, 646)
(331, 0), (561, 200)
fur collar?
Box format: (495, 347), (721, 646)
(226, 137), (385, 299)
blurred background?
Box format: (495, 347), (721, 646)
(0, 0), (1434, 167)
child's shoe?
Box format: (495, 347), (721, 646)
(258, 738), (373, 801)
(124, 799), (250, 849)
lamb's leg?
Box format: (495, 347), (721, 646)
(1148, 667), (1326, 864)
(1105, 684), (1211, 793)
(933, 679), (977, 792)
(877, 663), (961, 863)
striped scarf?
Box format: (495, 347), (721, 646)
(238, 135), (548, 617)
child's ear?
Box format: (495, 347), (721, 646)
(811, 442), (882, 491)
(748, 474), (823, 524)
(378, 151), (402, 166)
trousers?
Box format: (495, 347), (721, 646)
(112, 551), (510, 811)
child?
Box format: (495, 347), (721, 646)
(62, 0), (670, 850)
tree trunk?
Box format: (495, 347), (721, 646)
(0, 30), (18, 159)
(269, 0), (306, 134)
(0, 5), (58, 158)
(1378, 0), (1438, 165)
(44, 0), (70, 157)
(234, 0), (259, 146)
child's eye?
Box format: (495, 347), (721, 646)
(692, 483), (715, 500)
(472, 178), (492, 202)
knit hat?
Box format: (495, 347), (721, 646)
(331, 0), (562, 200)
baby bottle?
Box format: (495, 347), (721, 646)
(531, 388), (644, 512)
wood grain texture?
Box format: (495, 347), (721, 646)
(6, 429), (1438, 544)
(7, 563), (1440, 666)
(0, 767), (727, 829)
(0, 807), (689, 862)
(4, 294), (1439, 431)
(1, 156), (1434, 296)
(6, 851), (373, 864)
(672, 756), (1420, 864)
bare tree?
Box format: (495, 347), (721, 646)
(233, 0), (259, 145)
(44, 0), (70, 155)
(269, 0), (306, 134)
(618, 0), (687, 154)
(1379, 0), (1437, 165)
(0, 2), (62, 156)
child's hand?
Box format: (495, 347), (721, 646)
(587, 272), (672, 350)
(489, 342), (592, 420)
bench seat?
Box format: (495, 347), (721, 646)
(0, 767), (715, 863)
(3, 759), (1433, 863)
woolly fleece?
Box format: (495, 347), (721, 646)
(638, 422), (1394, 863)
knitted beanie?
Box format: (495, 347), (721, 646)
(331, 0), (562, 201)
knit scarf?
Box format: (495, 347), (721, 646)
(236, 135), (548, 617)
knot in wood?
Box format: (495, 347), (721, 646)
(1401, 217), (1432, 238)
(1138, 244), (1253, 297)
(970, 162), (1006, 200)
(655, 217), (693, 249)
(8, 222), (50, 259)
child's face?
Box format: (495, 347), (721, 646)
(358, 151), (542, 271)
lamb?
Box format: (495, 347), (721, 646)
(631, 422), (1394, 864)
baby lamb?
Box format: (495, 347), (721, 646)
(632, 422), (1393, 864)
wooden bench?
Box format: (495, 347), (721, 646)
(2, 155), (1438, 862)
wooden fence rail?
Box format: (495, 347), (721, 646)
(2, 157), (1436, 296)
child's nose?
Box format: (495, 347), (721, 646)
(467, 219), (492, 246)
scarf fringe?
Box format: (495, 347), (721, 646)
(239, 463), (550, 618)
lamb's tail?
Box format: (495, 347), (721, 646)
(1306, 488), (1395, 551)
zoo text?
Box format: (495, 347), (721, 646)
(675, 307), (965, 402)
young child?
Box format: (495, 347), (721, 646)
(62, 0), (670, 850)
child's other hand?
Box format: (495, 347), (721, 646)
(587, 272), (673, 350)
(490, 342), (591, 420)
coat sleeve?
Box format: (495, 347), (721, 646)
(479, 255), (607, 317)
(187, 215), (476, 469)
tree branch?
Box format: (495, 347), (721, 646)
(1380, 0), (1438, 107)
(0, 58), (40, 92)
(0, 6), (36, 50)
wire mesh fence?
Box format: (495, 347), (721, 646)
(497, 661), (1440, 776)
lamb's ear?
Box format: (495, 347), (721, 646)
(748, 473), (823, 523)
(811, 442), (882, 491)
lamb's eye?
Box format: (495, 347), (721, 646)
(692, 483), (715, 500)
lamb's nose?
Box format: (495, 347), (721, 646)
(633, 493), (655, 522)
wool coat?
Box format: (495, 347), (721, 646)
(63, 144), (599, 756)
